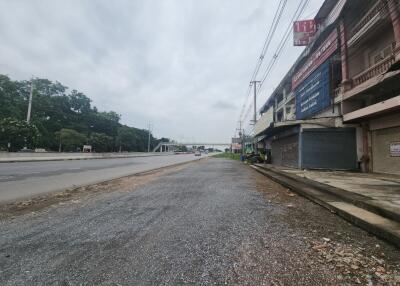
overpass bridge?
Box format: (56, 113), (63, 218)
(153, 142), (230, 152)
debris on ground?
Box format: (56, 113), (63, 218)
(310, 238), (400, 285)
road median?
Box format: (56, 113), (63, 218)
(0, 152), (173, 163)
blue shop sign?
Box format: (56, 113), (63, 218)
(295, 60), (331, 120)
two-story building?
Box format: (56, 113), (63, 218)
(255, 0), (359, 170)
(339, 0), (400, 175)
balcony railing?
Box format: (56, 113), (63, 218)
(333, 87), (341, 98)
(352, 54), (395, 87)
(349, 1), (389, 39)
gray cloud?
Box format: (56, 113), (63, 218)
(212, 101), (236, 110)
(0, 0), (323, 142)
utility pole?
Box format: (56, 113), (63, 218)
(237, 120), (244, 156)
(147, 123), (152, 153)
(27, 79), (34, 123)
(250, 81), (260, 154)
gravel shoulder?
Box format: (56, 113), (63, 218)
(0, 158), (399, 285)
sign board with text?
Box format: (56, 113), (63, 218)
(295, 60), (331, 120)
(293, 20), (317, 46)
(390, 142), (400, 157)
(292, 30), (338, 90)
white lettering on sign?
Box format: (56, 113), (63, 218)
(390, 142), (400, 157)
(292, 30), (338, 90)
(293, 19), (317, 46)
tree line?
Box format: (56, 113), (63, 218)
(0, 74), (169, 152)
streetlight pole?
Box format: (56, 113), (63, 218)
(147, 123), (152, 153)
(250, 81), (260, 154)
(22, 79), (34, 151)
(27, 79), (34, 123)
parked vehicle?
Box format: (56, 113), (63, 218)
(195, 150), (201, 156)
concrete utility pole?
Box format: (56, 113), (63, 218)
(237, 120), (244, 155)
(27, 79), (34, 123)
(147, 123), (152, 153)
(250, 81), (260, 154)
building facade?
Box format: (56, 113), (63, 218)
(255, 0), (400, 174)
(340, 0), (400, 175)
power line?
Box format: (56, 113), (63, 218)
(235, 0), (288, 136)
(242, 0), (311, 132)
(250, 0), (288, 81)
(237, 0), (287, 130)
(259, 0), (310, 93)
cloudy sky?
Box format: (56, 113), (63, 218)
(0, 0), (323, 143)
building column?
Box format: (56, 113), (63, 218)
(339, 19), (351, 91)
(361, 123), (371, 172)
(282, 88), (287, 121)
(387, 0), (400, 60)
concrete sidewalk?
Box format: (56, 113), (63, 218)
(250, 164), (400, 248)
(283, 168), (400, 220)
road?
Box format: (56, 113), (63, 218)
(1, 158), (399, 285)
(0, 153), (210, 203)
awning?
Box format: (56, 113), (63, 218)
(257, 117), (340, 139)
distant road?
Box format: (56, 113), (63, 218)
(0, 154), (210, 203)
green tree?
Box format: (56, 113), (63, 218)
(55, 128), (87, 152)
(0, 118), (39, 151)
(69, 90), (91, 114)
(0, 75), (26, 120)
(116, 126), (136, 151)
(89, 132), (114, 152)
(0, 74), (169, 152)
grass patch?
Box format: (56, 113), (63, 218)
(212, 152), (241, 160)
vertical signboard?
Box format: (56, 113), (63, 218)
(293, 20), (317, 46)
(295, 60), (331, 120)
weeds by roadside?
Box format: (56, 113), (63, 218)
(213, 152), (241, 160)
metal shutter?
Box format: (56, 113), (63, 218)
(301, 128), (357, 170)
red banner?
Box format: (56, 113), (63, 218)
(293, 20), (317, 46)
(292, 29), (338, 90)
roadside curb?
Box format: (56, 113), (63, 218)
(250, 164), (400, 248)
(254, 164), (400, 224)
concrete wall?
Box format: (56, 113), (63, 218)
(255, 107), (274, 136)
(0, 152), (166, 162)
(312, 104), (341, 119)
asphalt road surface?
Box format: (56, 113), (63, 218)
(1, 158), (399, 285)
(0, 153), (210, 203)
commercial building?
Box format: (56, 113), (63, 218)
(340, 0), (400, 175)
(255, 0), (400, 174)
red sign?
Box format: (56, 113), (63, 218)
(292, 29), (338, 90)
(293, 20), (317, 46)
